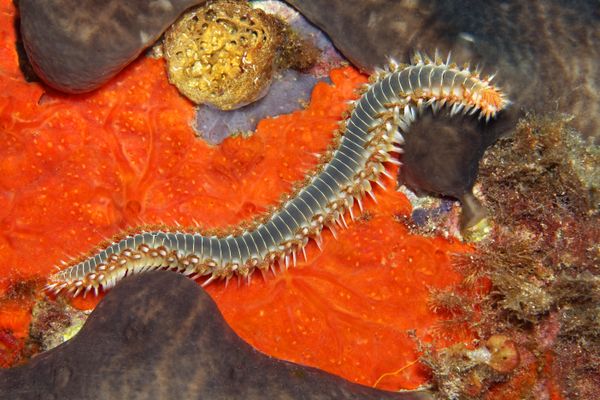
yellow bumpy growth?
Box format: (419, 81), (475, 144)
(164, 0), (281, 110)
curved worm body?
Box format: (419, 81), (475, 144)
(47, 53), (509, 296)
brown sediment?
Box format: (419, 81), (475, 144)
(26, 297), (89, 356)
(0, 277), (42, 367)
(272, 19), (320, 71)
(418, 336), (520, 399)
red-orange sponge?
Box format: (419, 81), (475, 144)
(0, 0), (471, 390)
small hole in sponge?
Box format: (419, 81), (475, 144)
(124, 200), (142, 218)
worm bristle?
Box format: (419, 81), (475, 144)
(47, 55), (509, 296)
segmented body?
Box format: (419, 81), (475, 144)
(47, 54), (509, 297)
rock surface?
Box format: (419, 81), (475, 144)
(18, 0), (205, 93)
(286, 0), (600, 140)
(0, 271), (431, 400)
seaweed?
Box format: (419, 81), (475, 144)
(423, 114), (599, 399)
(419, 335), (519, 400)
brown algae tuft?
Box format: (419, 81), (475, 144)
(424, 114), (599, 399)
(419, 335), (520, 399)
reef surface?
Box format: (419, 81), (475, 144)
(1, 0), (471, 391)
(19, 0), (600, 139)
(3, 1), (598, 398)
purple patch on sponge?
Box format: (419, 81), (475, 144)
(194, 70), (324, 144)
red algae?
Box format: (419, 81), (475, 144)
(0, 0), (471, 390)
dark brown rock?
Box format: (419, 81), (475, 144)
(398, 108), (494, 228)
(19, 0), (599, 137)
(286, 0), (600, 139)
(18, 0), (205, 93)
(0, 271), (431, 400)
(287, 0), (598, 220)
